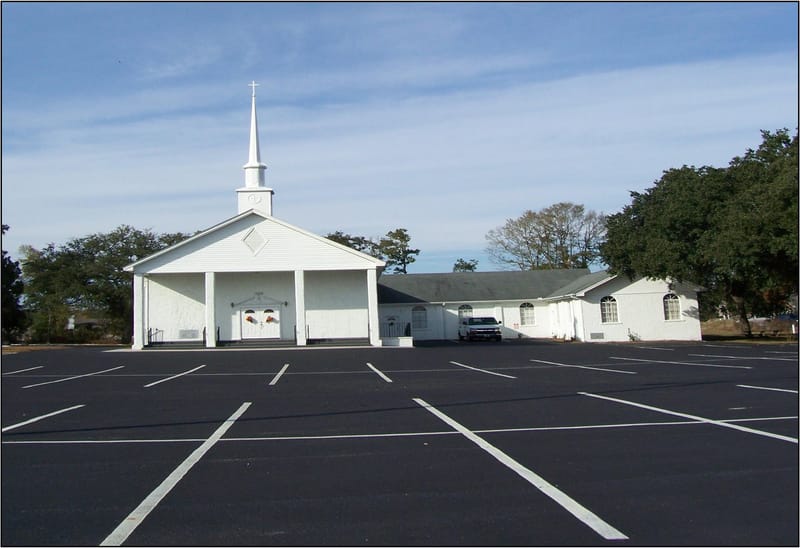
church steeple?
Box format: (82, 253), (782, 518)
(237, 81), (274, 216)
(243, 81), (267, 187)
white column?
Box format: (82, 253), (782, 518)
(294, 270), (307, 346)
(367, 268), (382, 346)
(205, 272), (217, 348)
(132, 274), (145, 350)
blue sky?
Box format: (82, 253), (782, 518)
(2, 2), (797, 273)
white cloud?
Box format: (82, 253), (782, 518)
(3, 52), (796, 272)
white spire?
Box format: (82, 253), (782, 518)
(243, 80), (267, 188)
(237, 81), (274, 216)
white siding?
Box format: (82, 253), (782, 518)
(305, 271), (369, 339)
(136, 215), (382, 274)
(380, 301), (550, 341)
(146, 274), (205, 342)
(215, 272), (296, 341)
(576, 277), (701, 342)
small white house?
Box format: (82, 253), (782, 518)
(377, 270), (702, 343)
(125, 82), (702, 349)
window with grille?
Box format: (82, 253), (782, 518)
(412, 306), (428, 329)
(600, 296), (619, 323)
(520, 302), (535, 325)
(458, 304), (473, 321)
(663, 294), (681, 321)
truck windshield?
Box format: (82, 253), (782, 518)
(468, 317), (498, 325)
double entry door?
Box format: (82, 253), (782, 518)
(241, 307), (281, 339)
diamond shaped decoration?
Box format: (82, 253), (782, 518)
(242, 228), (266, 255)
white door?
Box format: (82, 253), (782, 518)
(241, 308), (281, 339)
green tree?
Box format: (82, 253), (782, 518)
(485, 202), (606, 270)
(325, 231), (384, 260)
(21, 225), (191, 343)
(2, 225), (27, 342)
(379, 228), (420, 274)
(602, 129), (798, 335)
(453, 258), (479, 272)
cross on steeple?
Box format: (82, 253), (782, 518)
(248, 80), (259, 98)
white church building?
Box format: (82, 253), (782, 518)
(125, 83), (702, 349)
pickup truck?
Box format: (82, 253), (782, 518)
(459, 317), (502, 342)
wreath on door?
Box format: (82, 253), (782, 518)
(265, 316), (276, 323)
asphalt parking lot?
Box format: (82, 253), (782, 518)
(2, 340), (798, 546)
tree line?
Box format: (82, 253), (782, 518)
(2, 128), (795, 343)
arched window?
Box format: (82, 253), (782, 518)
(663, 294), (680, 321)
(412, 306), (428, 329)
(458, 304), (473, 321)
(600, 296), (618, 323)
(520, 302), (535, 325)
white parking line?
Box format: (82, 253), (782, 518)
(1, 404), (86, 433)
(144, 365), (206, 388)
(366, 362), (393, 383)
(737, 384), (799, 394)
(269, 363), (291, 385)
(100, 401), (252, 546)
(3, 366), (44, 375)
(5, 416), (797, 445)
(634, 346), (674, 351)
(530, 359), (636, 375)
(610, 357), (751, 370)
(449, 361), (516, 379)
(580, 392), (798, 444)
(690, 353), (797, 362)
(413, 397), (628, 540)
(22, 366), (125, 389)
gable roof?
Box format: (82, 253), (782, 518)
(377, 269), (591, 304)
(124, 210), (385, 273)
(545, 270), (615, 298)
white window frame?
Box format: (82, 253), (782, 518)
(458, 304), (473, 321)
(412, 306), (428, 329)
(600, 296), (619, 324)
(520, 302), (535, 325)
(663, 293), (681, 321)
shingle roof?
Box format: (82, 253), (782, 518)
(377, 269), (592, 304)
(545, 270), (614, 298)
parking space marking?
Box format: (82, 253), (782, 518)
(449, 361), (516, 379)
(737, 384), (798, 394)
(22, 366), (125, 389)
(269, 363), (290, 385)
(634, 346), (674, 351)
(690, 353), (797, 362)
(5, 416), (796, 446)
(1, 404), (86, 433)
(366, 362), (393, 383)
(579, 392), (798, 444)
(144, 365), (206, 388)
(610, 356), (751, 370)
(3, 366), (44, 375)
(100, 401), (252, 547)
(530, 359), (636, 375)
(413, 397), (628, 540)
